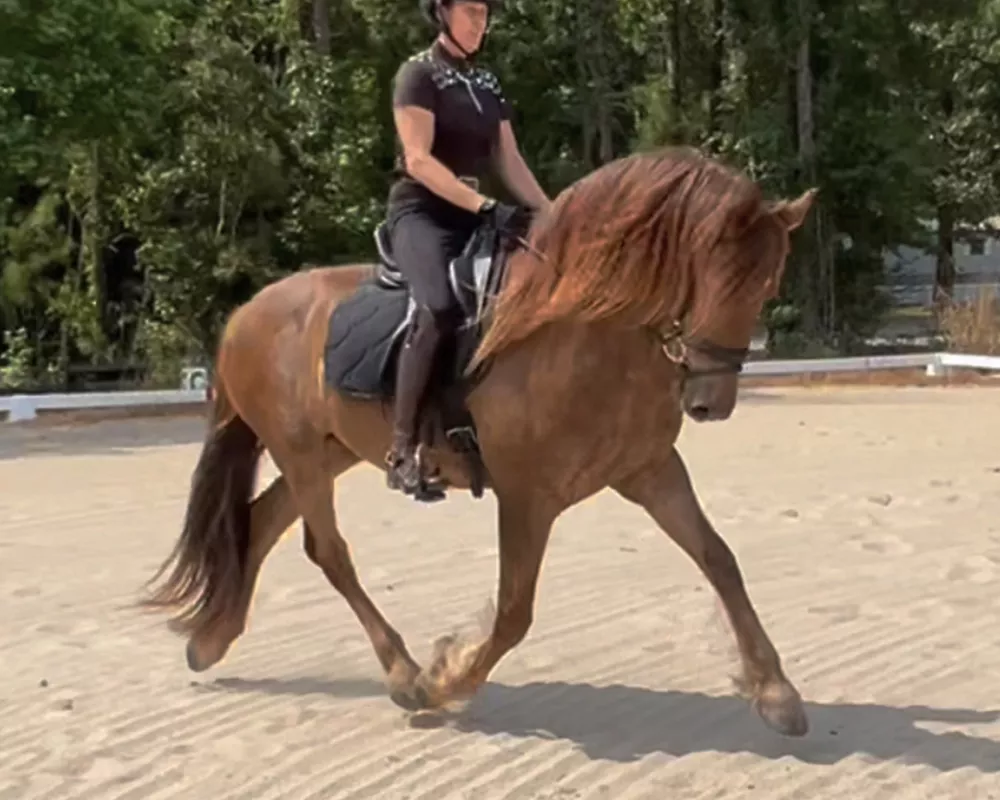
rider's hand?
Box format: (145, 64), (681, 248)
(477, 197), (534, 241)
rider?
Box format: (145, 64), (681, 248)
(384, 0), (551, 501)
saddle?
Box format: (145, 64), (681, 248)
(372, 219), (504, 318)
(323, 216), (512, 497)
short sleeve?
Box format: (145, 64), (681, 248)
(392, 60), (437, 112)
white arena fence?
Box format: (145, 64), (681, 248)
(1, 352), (999, 423)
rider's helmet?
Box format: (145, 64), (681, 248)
(420, 0), (503, 58)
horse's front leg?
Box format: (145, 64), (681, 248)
(397, 494), (559, 712)
(614, 447), (808, 737)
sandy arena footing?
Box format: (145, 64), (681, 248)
(2, 385), (999, 799)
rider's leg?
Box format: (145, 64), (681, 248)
(386, 306), (450, 499)
(385, 209), (467, 501)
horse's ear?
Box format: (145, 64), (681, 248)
(772, 188), (818, 231)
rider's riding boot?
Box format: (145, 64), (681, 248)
(385, 307), (446, 502)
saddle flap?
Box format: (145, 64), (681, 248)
(449, 224), (502, 321)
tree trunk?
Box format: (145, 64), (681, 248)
(669, 0), (683, 141)
(593, 2), (614, 164)
(934, 86), (957, 303)
(707, 0), (725, 141)
(935, 203), (956, 302)
(793, 0), (830, 338)
(795, 4), (814, 176)
(85, 141), (108, 357)
(296, 0), (313, 42)
(313, 0), (331, 55)
(576, 4), (594, 169)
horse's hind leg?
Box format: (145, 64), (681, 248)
(614, 447), (807, 737)
(186, 473), (300, 671)
(282, 437), (423, 696)
(186, 435), (361, 671)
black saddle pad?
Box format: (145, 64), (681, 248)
(323, 221), (511, 402)
(323, 280), (412, 399)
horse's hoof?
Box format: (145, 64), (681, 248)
(386, 472), (446, 504)
(185, 640), (213, 673)
(754, 680), (808, 737)
(389, 683), (432, 712)
(412, 481), (447, 503)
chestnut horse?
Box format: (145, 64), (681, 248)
(142, 147), (817, 736)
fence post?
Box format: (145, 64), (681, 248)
(8, 395), (37, 422)
(924, 352), (945, 377)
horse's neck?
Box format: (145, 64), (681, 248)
(472, 320), (679, 451)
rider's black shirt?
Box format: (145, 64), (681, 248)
(387, 40), (510, 215)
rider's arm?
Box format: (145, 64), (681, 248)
(493, 120), (551, 212)
(393, 62), (489, 214)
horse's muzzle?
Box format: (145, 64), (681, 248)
(682, 376), (738, 422)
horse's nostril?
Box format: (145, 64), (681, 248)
(689, 404), (711, 421)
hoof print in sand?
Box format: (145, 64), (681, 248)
(848, 530), (913, 556)
(944, 555), (997, 584)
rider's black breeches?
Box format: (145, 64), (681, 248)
(388, 204), (478, 317)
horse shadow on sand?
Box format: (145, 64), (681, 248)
(210, 676), (1000, 773)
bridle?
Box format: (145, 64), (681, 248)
(655, 321), (749, 378)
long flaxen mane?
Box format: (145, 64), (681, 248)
(469, 146), (777, 371)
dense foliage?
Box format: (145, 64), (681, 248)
(2, 0), (999, 387)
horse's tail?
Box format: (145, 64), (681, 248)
(140, 372), (261, 637)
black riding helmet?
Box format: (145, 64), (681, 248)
(420, 0), (503, 59)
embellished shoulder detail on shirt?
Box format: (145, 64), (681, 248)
(407, 48), (434, 65)
(406, 48), (506, 99)
(469, 66), (505, 99)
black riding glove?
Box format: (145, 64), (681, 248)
(477, 197), (533, 241)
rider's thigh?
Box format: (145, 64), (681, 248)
(390, 210), (462, 313)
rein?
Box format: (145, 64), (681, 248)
(656, 322), (749, 377)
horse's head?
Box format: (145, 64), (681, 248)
(466, 148), (817, 423)
(674, 186), (817, 422)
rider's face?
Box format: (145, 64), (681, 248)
(444, 1), (490, 53)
